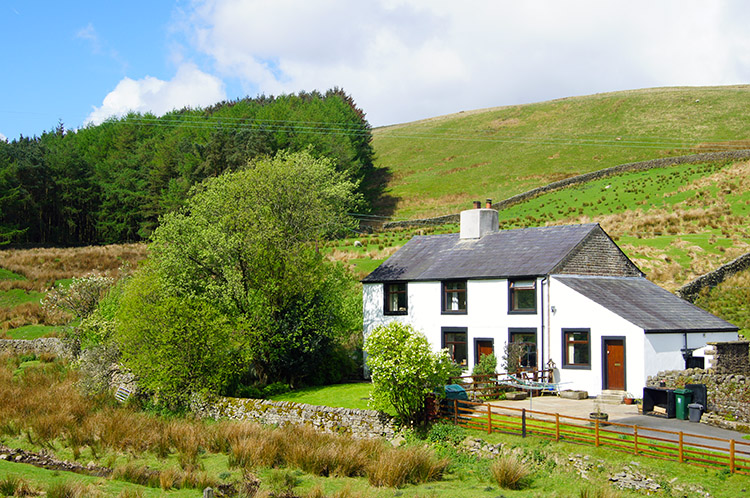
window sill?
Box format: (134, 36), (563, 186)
(508, 310), (537, 315)
(383, 311), (408, 316)
(441, 310), (467, 315)
(562, 364), (591, 370)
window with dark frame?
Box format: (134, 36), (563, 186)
(443, 329), (467, 367)
(509, 279), (536, 313)
(510, 330), (537, 369)
(563, 329), (590, 368)
(384, 282), (407, 315)
(442, 280), (467, 313)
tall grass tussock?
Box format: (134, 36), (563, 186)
(490, 455), (532, 490)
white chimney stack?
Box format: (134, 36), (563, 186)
(460, 199), (499, 239)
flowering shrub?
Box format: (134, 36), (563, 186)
(364, 322), (453, 425)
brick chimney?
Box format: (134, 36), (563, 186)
(460, 200), (499, 239)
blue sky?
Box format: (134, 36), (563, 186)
(2, 1), (750, 141)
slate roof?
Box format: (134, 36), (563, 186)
(555, 275), (738, 333)
(363, 223), (599, 283)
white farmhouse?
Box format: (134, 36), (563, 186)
(362, 203), (738, 396)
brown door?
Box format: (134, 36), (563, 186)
(476, 340), (494, 362)
(605, 339), (625, 391)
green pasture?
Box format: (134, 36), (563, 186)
(373, 86), (750, 219)
(4, 324), (61, 340)
(494, 162), (728, 229)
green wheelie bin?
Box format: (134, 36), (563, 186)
(673, 388), (693, 420)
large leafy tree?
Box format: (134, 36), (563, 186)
(0, 89), (375, 246)
(116, 149), (362, 398)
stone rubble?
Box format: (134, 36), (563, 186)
(608, 463), (660, 493)
(0, 444), (111, 476)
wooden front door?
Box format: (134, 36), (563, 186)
(605, 339), (625, 391)
(476, 340), (494, 363)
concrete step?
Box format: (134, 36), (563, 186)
(597, 390), (627, 405)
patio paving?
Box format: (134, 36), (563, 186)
(485, 394), (750, 448)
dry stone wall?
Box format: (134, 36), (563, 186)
(648, 368), (750, 430)
(677, 251), (750, 302)
(192, 397), (397, 439)
(384, 149), (750, 230)
(0, 338), (72, 359)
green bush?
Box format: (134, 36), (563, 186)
(472, 353), (497, 377)
(262, 382), (292, 397)
(426, 422), (466, 446)
(365, 322), (454, 425)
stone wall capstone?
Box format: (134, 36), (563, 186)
(192, 396), (397, 439)
(0, 338), (72, 360)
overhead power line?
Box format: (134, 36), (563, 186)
(103, 114), (749, 152)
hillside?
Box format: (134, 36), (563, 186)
(372, 85), (750, 219)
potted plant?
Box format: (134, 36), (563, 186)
(589, 398), (609, 422)
(623, 393), (635, 405)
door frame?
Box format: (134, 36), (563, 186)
(473, 337), (494, 367)
(601, 336), (626, 391)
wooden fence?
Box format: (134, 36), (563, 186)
(439, 398), (750, 475)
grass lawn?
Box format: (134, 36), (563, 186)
(0, 288), (45, 308)
(0, 268), (25, 280)
(4, 324), (61, 340)
(270, 382), (375, 411)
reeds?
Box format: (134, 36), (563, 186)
(490, 455), (532, 490)
(0, 243), (147, 285)
(0, 475), (37, 497)
(366, 445), (448, 488)
(0, 355), (447, 491)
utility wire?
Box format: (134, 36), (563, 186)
(104, 115), (749, 151)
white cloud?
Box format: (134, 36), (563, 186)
(86, 63), (226, 125)
(0, 132), (6, 142)
(181, 0), (750, 126)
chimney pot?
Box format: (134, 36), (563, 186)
(473, 200), (481, 209)
(485, 199), (492, 209)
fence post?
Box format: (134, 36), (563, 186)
(522, 408), (527, 438)
(633, 426), (639, 455)
(487, 404), (492, 434)
(453, 399), (458, 425)
(555, 413), (560, 441)
(731, 439), (736, 473)
(679, 432), (684, 463)
(595, 419), (600, 448)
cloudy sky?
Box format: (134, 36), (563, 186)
(1, 0), (749, 140)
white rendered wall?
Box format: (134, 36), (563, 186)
(643, 331), (739, 379)
(363, 278), (544, 372)
(549, 278), (645, 396)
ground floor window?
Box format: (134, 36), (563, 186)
(563, 329), (590, 368)
(442, 327), (467, 367)
(509, 328), (537, 369)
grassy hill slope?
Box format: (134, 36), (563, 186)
(372, 86), (750, 219)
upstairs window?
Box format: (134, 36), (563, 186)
(563, 329), (591, 369)
(384, 283), (407, 315)
(509, 279), (536, 313)
(442, 280), (467, 314)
